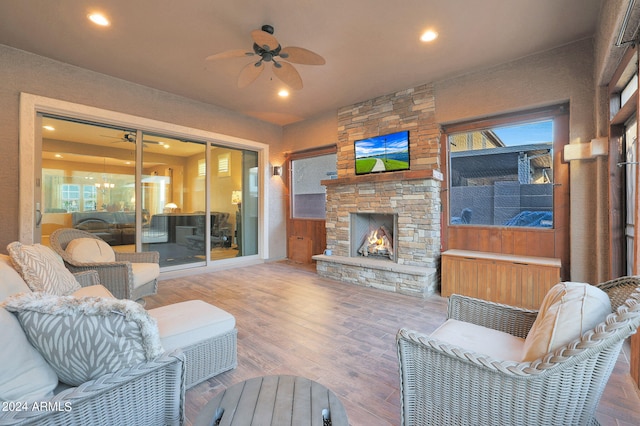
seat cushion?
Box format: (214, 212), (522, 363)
(7, 242), (81, 296)
(71, 284), (115, 299)
(0, 254), (31, 302)
(131, 263), (160, 288)
(65, 237), (116, 263)
(4, 292), (164, 386)
(0, 308), (58, 402)
(431, 318), (525, 361)
(149, 300), (236, 352)
(522, 282), (612, 362)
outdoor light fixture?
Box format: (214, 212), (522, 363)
(273, 166), (282, 176)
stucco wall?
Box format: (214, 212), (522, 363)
(0, 44), (285, 258)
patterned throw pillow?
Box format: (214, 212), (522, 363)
(7, 242), (81, 295)
(4, 292), (164, 386)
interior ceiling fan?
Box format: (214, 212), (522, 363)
(103, 132), (162, 148)
(206, 24), (325, 90)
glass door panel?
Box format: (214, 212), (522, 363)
(140, 133), (207, 267)
(40, 116), (136, 249)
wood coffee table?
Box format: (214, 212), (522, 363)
(194, 375), (349, 425)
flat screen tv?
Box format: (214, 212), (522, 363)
(354, 130), (410, 175)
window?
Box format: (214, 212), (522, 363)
(291, 153), (337, 219)
(448, 117), (556, 228)
(60, 184), (80, 212)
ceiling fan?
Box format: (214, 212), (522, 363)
(103, 132), (163, 148)
(206, 24), (325, 90)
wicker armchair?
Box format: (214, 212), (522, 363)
(50, 228), (159, 301)
(397, 278), (640, 426)
(0, 351), (185, 426)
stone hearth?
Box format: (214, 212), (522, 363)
(313, 171), (441, 297)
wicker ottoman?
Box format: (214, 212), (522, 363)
(149, 300), (237, 388)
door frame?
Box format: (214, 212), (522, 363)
(19, 92), (271, 263)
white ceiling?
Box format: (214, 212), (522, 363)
(0, 0), (603, 126)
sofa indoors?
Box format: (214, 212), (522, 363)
(72, 211), (137, 246)
(0, 243), (237, 425)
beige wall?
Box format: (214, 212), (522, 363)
(0, 44), (283, 257)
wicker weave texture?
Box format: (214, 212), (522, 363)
(183, 328), (238, 388)
(0, 352), (186, 426)
(397, 279), (640, 426)
(50, 228), (159, 300)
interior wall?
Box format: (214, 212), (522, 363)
(0, 44), (283, 257)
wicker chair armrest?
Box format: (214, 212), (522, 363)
(72, 270), (100, 288)
(447, 294), (538, 338)
(0, 351), (185, 426)
(64, 262), (133, 299)
(115, 251), (160, 263)
(595, 276), (640, 311)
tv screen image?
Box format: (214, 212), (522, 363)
(354, 130), (410, 175)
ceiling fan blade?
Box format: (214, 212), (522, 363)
(205, 49), (253, 61)
(273, 61), (303, 90)
(251, 29), (279, 50)
(237, 61), (264, 88)
(280, 47), (326, 65)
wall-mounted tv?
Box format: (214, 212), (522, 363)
(354, 130), (410, 175)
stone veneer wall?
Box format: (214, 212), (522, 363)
(336, 83), (441, 178)
(316, 83), (443, 297)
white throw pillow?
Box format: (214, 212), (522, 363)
(65, 237), (116, 263)
(4, 292), (164, 386)
(0, 254), (31, 302)
(0, 308), (58, 402)
(522, 282), (611, 362)
(7, 242), (81, 296)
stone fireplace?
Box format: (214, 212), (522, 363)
(312, 83), (442, 297)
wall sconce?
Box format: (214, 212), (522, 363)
(273, 166), (282, 176)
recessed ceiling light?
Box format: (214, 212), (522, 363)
(420, 29), (438, 42)
(88, 13), (110, 27)
(43, 125), (55, 131)
(278, 89), (290, 98)
(54, 154), (62, 158)
(163, 144), (170, 149)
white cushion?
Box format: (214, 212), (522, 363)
(0, 308), (58, 402)
(71, 284), (115, 299)
(131, 263), (160, 288)
(7, 242), (81, 296)
(431, 318), (525, 361)
(0, 254), (31, 302)
(4, 292), (164, 386)
(149, 300), (236, 352)
(65, 238), (116, 263)
(522, 282), (612, 362)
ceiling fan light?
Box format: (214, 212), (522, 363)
(420, 29), (438, 42)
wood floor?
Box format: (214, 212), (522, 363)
(144, 261), (640, 426)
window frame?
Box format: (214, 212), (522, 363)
(440, 104), (570, 278)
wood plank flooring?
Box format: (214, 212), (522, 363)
(144, 261), (640, 426)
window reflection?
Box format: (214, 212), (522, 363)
(40, 116), (259, 268)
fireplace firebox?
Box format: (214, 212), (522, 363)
(350, 213), (398, 262)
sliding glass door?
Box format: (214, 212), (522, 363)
(40, 115), (259, 269)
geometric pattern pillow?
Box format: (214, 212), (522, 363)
(7, 242), (81, 296)
(3, 292), (164, 386)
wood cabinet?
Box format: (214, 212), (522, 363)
(441, 249), (561, 310)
